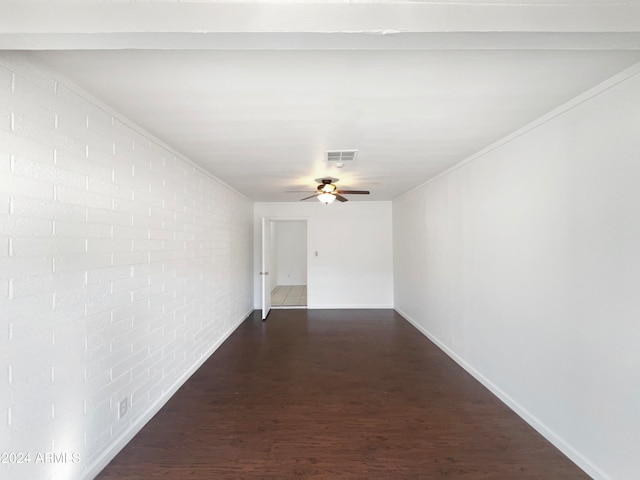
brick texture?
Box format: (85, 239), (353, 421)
(0, 54), (253, 480)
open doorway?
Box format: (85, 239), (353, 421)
(269, 220), (307, 308)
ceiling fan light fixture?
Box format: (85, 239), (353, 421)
(318, 193), (336, 204)
(318, 183), (336, 193)
(296, 178), (369, 203)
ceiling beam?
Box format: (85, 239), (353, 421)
(3, 32), (640, 51)
(2, 2), (640, 51)
(0, 32), (640, 50)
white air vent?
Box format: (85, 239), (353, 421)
(327, 150), (358, 162)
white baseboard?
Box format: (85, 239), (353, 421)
(83, 308), (253, 480)
(307, 304), (394, 309)
(257, 304), (394, 310)
(394, 306), (609, 480)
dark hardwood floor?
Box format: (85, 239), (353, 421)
(96, 309), (589, 479)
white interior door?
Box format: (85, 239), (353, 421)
(261, 217), (272, 320)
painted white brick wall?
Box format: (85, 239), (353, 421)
(0, 53), (253, 480)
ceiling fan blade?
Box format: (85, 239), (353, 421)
(300, 194), (319, 201)
(334, 194), (348, 202)
(336, 190), (370, 195)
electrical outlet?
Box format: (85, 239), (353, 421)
(118, 397), (128, 419)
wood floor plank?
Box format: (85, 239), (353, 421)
(96, 309), (589, 479)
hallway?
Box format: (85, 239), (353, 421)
(97, 309), (587, 479)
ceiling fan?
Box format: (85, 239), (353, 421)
(294, 178), (370, 204)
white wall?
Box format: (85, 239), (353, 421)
(393, 64), (640, 480)
(0, 53), (253, 480)
(274, 221), (307, 286)
(254, 202), (393, 309)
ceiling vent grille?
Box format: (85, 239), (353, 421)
(327, 150), (358, 162)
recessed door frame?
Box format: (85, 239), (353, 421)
(261, 216), (309, 318)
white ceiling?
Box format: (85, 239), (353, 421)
(3, 1), (640, 202)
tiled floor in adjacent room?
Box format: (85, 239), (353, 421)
(271, 285), (307, 307)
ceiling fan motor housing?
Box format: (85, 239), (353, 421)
(317, 181), (337, 193)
